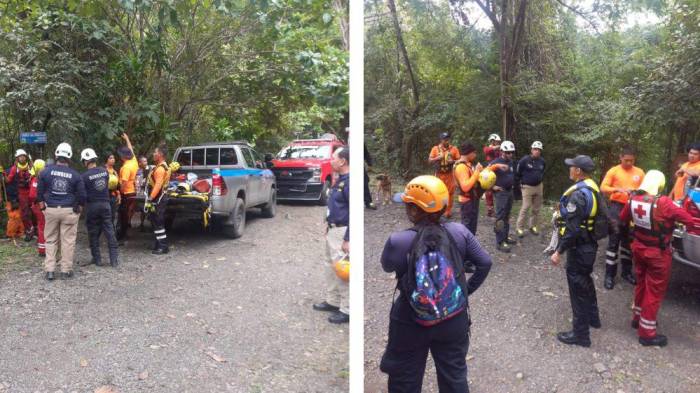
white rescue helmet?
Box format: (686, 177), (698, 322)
(531, 141), (543, 150)
(81, 148), (98, 162)
(15, 149), (28, 158)
(55, 142), (73, 159)
(488, 133), (501, 142)
(500, 140), (515, 152)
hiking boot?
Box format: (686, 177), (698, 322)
(45, 271), (55, 281)
(556, 331), (591, 347)
(590, 319), (602, 329)
(152, 248), (169, 255)
(328, 311), (349, 324)
(313, 302), (339, 312)
(604, 275), (615, 290)
(506, 236), (517, 245)
(516, 229), (525, 238)
(530, 226), (539, 236)
(621, 271), (636, 285)
(639, 335), (667, 347)
(61, 271), (73, 280)
(497, 242), (511, 253)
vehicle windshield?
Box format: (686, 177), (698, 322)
(276, 145), (331, 160)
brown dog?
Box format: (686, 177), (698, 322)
(375, 174), (392, 205)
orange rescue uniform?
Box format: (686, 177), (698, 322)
(601, 165), (645, 204)
(430, 144), (460, 217)
(671, 160), (700, 200)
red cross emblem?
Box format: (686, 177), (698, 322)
(634, 203), (647, 219)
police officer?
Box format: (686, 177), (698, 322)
(144, 144), (170, 255)
(619, 170), (696, 347)
(313, 147), (349, 324)
(551, 155), (601, 347)
(81, 148), (119, 267)
(36, 143), (86, 281)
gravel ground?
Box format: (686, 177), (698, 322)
(0, 204), (348, 393)
(364, 200), (700, 393)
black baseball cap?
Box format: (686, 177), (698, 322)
(440, 132), (450, 140)
(564, 155), (595, 172)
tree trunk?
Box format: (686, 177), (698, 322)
(387, 0), (420, 117)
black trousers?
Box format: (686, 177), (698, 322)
(565, 243), (600, 338)
(149, 194), (168, 250)
(493, 190), (513, 244)
(605, 201), (633, 277)
(364, 169), (372, 206)
(86, 202), (119, 264)
(380, 312), (471, 393)
(460, 199), (479, 236)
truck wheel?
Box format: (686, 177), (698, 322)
(318, 179), (331, 206)
(261, 189), (277, 218)
(223, 197), (246, 239)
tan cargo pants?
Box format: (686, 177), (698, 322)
(516, 183), (543, 231)
(325, 226), (349, 315)
(44, 207), (80, 273)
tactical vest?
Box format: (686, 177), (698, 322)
(148, 162), (170, 198)
(15, 164), (31, 189)
(436, 146), (454, 173)
(629, 193), (672, 249)
(557, 178), (599, 235)
(453, 162), (477, 200)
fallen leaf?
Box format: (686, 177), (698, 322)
(205, 351), (227, 363)
(80, 358), (88, 367)
(138, 371), (149, 380)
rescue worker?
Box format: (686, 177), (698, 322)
(81, 148), (119, 267)
(7, 149), (34, 241)
(490, 140), (517, 252)
(453, 143), (504, 235)
(619, 170), (696, 347)
(36, 143), (86, 281)
(117, 133), (139, 243)
(380, 175), (492, 392)
(4, 164), (24, 241)
(516, 141), (546, 238)
(28, 159), (46, 256)
(429, 132), (460, 218)
(144, 144), (171, 255)
(551, 155), (602, 347)
(600, 146), (645, 289)
(105, 153), (120, 231)
(135, 155), (150, 231)
(483, 134), (502, 217)
(313, 147), (350, 324)
(670, 142), (700, 201)
(364, 144), (376, 210)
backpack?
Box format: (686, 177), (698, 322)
(401, 224), (468, 326)
(583, 185), (610, 241)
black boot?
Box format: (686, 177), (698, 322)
(589, 319), (602, 329)
(639, 335), (667, 347)
(45, 271), (55, 281)
(152, 247), (169, 255)
(61, 271), (73, 280)
(328, 311), (349, 324)
(604, 264), (616, 290)
(556, 331), (591, 347)
(621, 271), (636, 285)
(313, 302), (339, 312)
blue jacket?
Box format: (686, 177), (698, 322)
(82, 167), (110, 203)
(327, 173), (349, 241)
(516, 155), (545, 186)
(489, 157), (515, 190)
(37, 164), (86, 207)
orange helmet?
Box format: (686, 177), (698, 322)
(334, 256), (349, 282)
(394, 175), (449, 213)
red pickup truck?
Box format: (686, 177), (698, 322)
(271, 134), (345, 204)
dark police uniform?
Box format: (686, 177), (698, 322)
(489, 156), (515, 245)
(37, 163), (86, 274)
(147, 161), (170, 253)
(380, 222), (492, 393)
(556, 178), (601, 343)
(324, 173), (349, 314)
(82, 166), (119, 266)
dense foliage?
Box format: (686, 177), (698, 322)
(0, 0), (348, 161)
(365, 0), (698, 197)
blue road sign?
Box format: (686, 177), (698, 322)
(20, 132), (47, 144)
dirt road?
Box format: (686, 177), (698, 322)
(0, 204), (348, 393)
(365, 201), (700, 393)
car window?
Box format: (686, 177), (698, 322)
(241, 148), (255, 168)
(191, 148), (205, 166)
(176, 149), (192, 166)
(220, 147), (238, 165)
(250, 148), (265, 169)
(276, 145), (331, 159)
(206, 148), (219, 166)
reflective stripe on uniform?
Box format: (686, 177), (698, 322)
(640, 317), (656, 326)
(154, 229), (165, 234)
(639, 321), (656, 330)
(606, 251), (617, 258)
(156, 235), (167, 240)
(606, 259), (617, 265)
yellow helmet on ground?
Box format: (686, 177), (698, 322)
(108, 173), (119, 190)
(638, 170), (665, 196)
(393, 175), (449, 213)
(334, 256), (349, 282)
(169, 161), (181, 173)
(33, 159), (46, 175)
(478, 169), (497, 190)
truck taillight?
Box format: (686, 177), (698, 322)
(212, 172), (227, 196)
